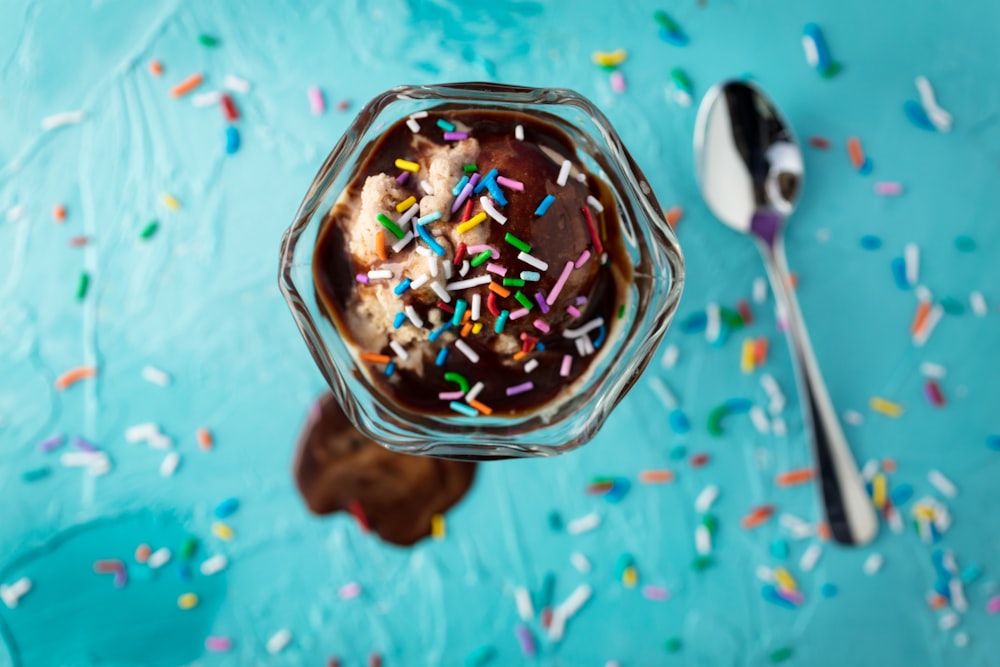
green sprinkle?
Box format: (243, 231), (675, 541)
(463, 164), (477, 173)
(179, 536), (199, 561)
(76, 272), (90, 302)
(504, 232), (532, 253)
(502, 278), (525, 287)
(22, 466), (51, 482)
(547, 510), (563, 531)
(955, 235), (976, 252)
(669, 444), (688, 460)
(376, 213), (405, 239)
(664, 637), (683, 653)
(691, 555), (714, 571)
(941, 297), (965, 316)
(464, 645), (496, 667)
(719, 307), (744, 330)
(514, 291), (533, 311)
(654, 10), (680, 32)
(769, 647), (794, 663)
(819, 62), (842, 79)
(140, 220), (159, 240)
(618, 304), (626, 319)
(670, 67), (692, 90)
(198, 34), (219, 47)
(707, 405), (729, 436)
(443, 371), (470, 394)
(701, 513), (718, 534)
(436, 118), (456, 132)
(470, 250), (493, 268)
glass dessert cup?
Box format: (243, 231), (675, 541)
(279, 83), (684, 459)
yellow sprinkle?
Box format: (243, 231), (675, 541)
(395, 196), (417, 213)
(177, 593), (199, 610)
(431, 513), (446, 540)
(161, 193), (181, 211)
(395, 159), (420, 172)
(591, 49), (628, 67)
(456, 212), (488, 234)
(622, 565), (638, 588)
(740, 338), (756, 373)
(773, 567), (797, 592)
(872, 473), (887, 509)
(212, 521), (234, 541)
(869, 396), (903, 418)
(914, 505), (936, 521)
(472, 322), (483, 334)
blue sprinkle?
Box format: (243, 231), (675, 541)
(604, 478), (630, 504)
(177, 562), (192, 582)
(520, 271), (541, 281)
(452, 299), (467, 326)
(393, 312), (406, 329)
(960, 565), (981, 585)
(669, 445), (688, 460)
(860, 235), (882, 250)
(820, 583), (838, 598)
(394, 278), (411, 295)
(449, 401), (478, 417)
(534, 194), (556, 216)
(761, 585), (798, 609)
(435, 348), (448, 366)
(679, 311), (707, 334)
(658, 27), (689, 46)
(933, 575), (951, 598)
(858, 157), (873, 175)
(890, 483), (913, 506)
(494, 310), (510, 334)
(987, 435), (1000, 451)
(931, 549), (949, 580)
(770, 539), (789, 561)
(537, 572), (556, 610)
(437, 118), (456, 132)
(214, 497), (240, 519)
(464, 645), (496, 667)
(452, 175), (470, 197)
(473, 168), (498, 194)
(724, 397), (752, 413)
(484, 178), (507, 206)
(225, 126), (240, 154)
(416, 211), (441, 226)
(428, 322), (451, 342)
(385, 361), (396, 377)
(802, 23), (831, 72)
(903, 100), (936, 131)
(548, 511), (563, 531)
(890, 257), (909, 289)
(668, 409), (690, 434)
(535, 342), (545, 351)
(21, 466), (51, 482)
(416, 222), (445, 256)
(593, 324), (607, 348)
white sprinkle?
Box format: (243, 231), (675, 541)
(125, 422), (161, 444)
(915, 76), (953, 132)
(61, 451), (100, 468)
(415, 245), (431, 257)
(695, 524), (712, 555)
(514, 124), (524, 141)
(459, 260), (470, 277)
(939, 610), (960, 631)
(430, 281), (451, 303)
(391, 230), (414, 253)
(560, 355), (572, 377)
(517, 251), (548, 271)
(904, 243), (920, 287)
(570, 552), (591, 573)
(147, 548), (172, 569)
(771, 417), (787, 437)
(760, 373), (782, 403)
(887, 504), (904, 533)
(563, 317), (603, 339)
(752, 277), (768, 304)
(142, 366), (172, 387)
(223, 74), (251, 93)
(442, 258), (452, 280)
(428, 258), (439, 277)
(800, 544), (822, 572)
(942, 551), (958, 575)
(446, 275), (491, 291)
(915, 285), (932, 303)
(406, 118), (421, 133)
(861, 459), (880, 481)
(480, 196), (507, 224)
(928, 469), (957, 498)
(585, 195), (604, 213)
(648, 376), (678, 410)
(802, 34), (819, 66)
(919, 362), (947, 379)
(576, 172), (586, 183)
(367, 269), (393, 280)
(705, 303), (720, 343)
(454, 339), (479, 363)
(749, 405), (770, 434)
(159, 451), (180, 477)
(409, 275), (429, 290)
(147, 432), (173, 451)
(417, 181), (434, 197)
(756, 565), (775, 582)
(556, 159), (572, 187)
(409, 110), (429, 120)
(6, 204), (26, 222)
(200, 554), (228, 575)
(88, 454), (112, 477)
(913, 305), (944, 347)
(470, 293), (481, 321)
(950, 578), (968, 612)
(399, 203), (420, 228)
(191, 91), (222, 107)
(548, 609), (567, 642)
(339, 582), (362, 600)
(389, 340), (409, 361)
(0, 578), (32, 608)
(557, 583), (592, 620)
(660, 344), (679, 369)
(694, 484), (719, 513)
(524, 359), (539, 373)
(843, 410), (864, 426)
(514, 586), (534, 621)
(576, 336), (595, 356)
(970, 291), (987, 316)
(954, 632), (969, 648)
(404, 305), (423, 328)
(41, 110), (85, 130)
(779, 513), (813, 540)
(567, 512), (601, 535)
(863, 553), (884, 575)
(266, 629), (292, 655)
(465, 382), (485, 403)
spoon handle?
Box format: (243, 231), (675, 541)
(759, 240), (878, 546)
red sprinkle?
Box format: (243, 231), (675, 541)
(437, 301), (454, 314)
(453, 242), (467, 266)
(93, 559), (123, 574)
(461, 198), (474, 223)
(740, 505), (775, 529)
(487, 292), (500, 317)
(149, 60), (163, 76)
(882, 458), (897, 473)
(581, 205), (604, 254)
(69, 235), (90, 247)
(52, 204), (67, 222)
(368, 653), (382, 667)
(220, 93), (239, 122)
(336, 99), (351, 112)
(327, 659), (341, 667)
(690, 453), (710, 468)
(808, 136), (831, 149)
(540, 607), (553, 629)
(924, 379), (945, 407)
(347, 499), (371, 532)
(737, 298), (753, 325)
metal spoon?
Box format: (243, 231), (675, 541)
(693, 79), (878, 546)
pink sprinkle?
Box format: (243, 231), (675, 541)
(338, 582), (362, 600)
(566, 305), (581, 318)
(356, 274), (369, 285)
(610, 70), (626, 94)
(575, 249), (591, 268)
(988, 596), (1000, 615)
(439, 391), (465, 400)
(466, 244), (498, 259)
(506, 381), (534, 396)
(546, 261), (575, 305)
(775, 587), (804, 606)
(443, 131), (468, 140)
(509, 308), (530, 320)
(532, 319), (551, 334)
(395, 171), (410, 185)
(486, 263), (507, 276)
(642, 585), (670, 601)
(69, 235), (90, 247)
(205, 637), (233, 652)
(559, 355), (572, 377)
(874, 181), (903, 196)
(534, 291), (549, 314)
(308, 86), (325, 115)
(496, 176), (524, 191)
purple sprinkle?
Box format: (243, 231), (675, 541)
(395, 171), (409, 185)
(534, 291), (550, 314)
(575, 296), (588, 306)
(451, 181), (475, 212)
(112, 566), (128, 588)
(356, 273), (370, 285)
(71, 436), (98, 452)
(506, 382), (534, 397)
(443, 131), (469, 141)
(468, 173), (481, 190)
(37, 434), (65, 453)
(514, 623), (536, 657)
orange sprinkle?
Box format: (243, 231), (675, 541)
(741, 505), (775, 529)
(134, 544), (151, 563)
(638, 469), (675, 484)
(816, 521), (831, 542)
(910, 300), (931, 335)
(196, 427), (213, 450)
(360, 352), (392, 364)
(52, 204), (66, 222)
(170, 72), (204, 98)
(753, 338), (769, 365)
(928, 594), (948, 610)
(488, 282), (511, 298)
(149, 60), (163, 76)
(460, 322), (473, 337)
(882, 458), (897, 473)
(375, 231), (387, 260)
(775, 468), (815, 487)
(665, 206), (684, 228)
(462, 310), (472, 323)
(847, 136), (865, 169)
(786, 273), (799, 289)
(512, 351), (528, 361)
(468, 399), (493, 416)
(54, 365), (96, 391)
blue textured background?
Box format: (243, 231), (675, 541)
(1, 1), (998, 665)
